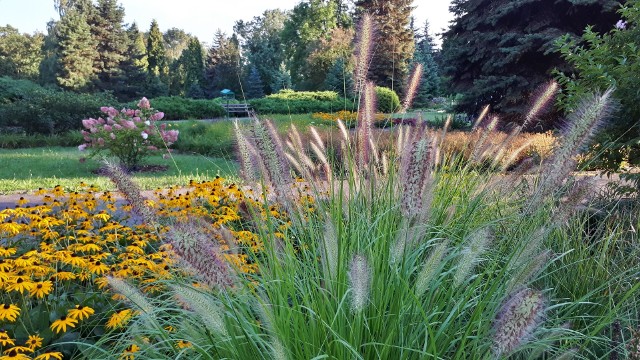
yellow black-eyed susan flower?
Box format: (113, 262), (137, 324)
(0, 304), (20, 322)
(29, 281), (53, 299)
(0, 331), (15, 346)
(34, 351), (63, 360)
(50, 315), (78, 334)
(106, 309), (134, 330)
(25, 334), (43, 350)
(67, 305), (94, 321)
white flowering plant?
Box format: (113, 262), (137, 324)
(78, 97), (179, 170)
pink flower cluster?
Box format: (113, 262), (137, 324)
(78, 97), (179, 168)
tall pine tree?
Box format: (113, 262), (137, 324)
(204, 31), (242, 97)
(146, 19), (169, 96)
(118, 23), (148, 100)
(87, 0), (128, 92)
(412, 20), (440, 107)
(55, 9), (97, 91)
(355, 0), (415, 94)
(441, 0), (619, 120)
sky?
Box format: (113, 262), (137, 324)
(0, 0), (453, 45)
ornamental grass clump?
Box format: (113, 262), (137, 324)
(79, 97), (179, 170)
(86, 15), (640, 360)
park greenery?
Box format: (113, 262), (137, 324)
(0, 0), (639, 359)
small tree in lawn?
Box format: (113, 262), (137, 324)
(79, 97), (179, 170)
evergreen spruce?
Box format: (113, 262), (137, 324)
(118, 23), (148, 100)
(204, 31), (242, 97)
(55, 9), (97, 91)
(324, 57), (354, 98)
(355, 0), (415, 94)
(441, 0), (619, 120)
(146, 19), (169, 95)
(244, 65), (265, 99)
(89, 0), (128, 92)
(413, 20), (440, 107)
(146, 20), (168, 79)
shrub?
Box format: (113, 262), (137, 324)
(375, 86), (400, 113)
(0, 131), (83, 149)
(555, 0), (640, 180)
(79, 98), (179, 170)
(249, 90), (356, 114)
(138, 97), (226, 120)
(0, 84), (117, 134)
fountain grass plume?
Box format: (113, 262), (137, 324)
(234, 121), (260, 182)
(471, 115), (499, 163)
(252, 118), (294, 201)
(472, 105), (491, 130)
(166, 218), (235, 289)
(107, 276), (154, 315)
(399, 136), (433, 218)
(493, 288), (547, 357)
(357, 82), (376, 170)
(102, 159), (157, 226)
(354, 14), (374, 94)
(348, 254), (371, 313)
(321, 218), (339, 281)
(171, 284), (228, 337)
(530, 88), (615, 209)
(523, 80), (559, 129)
(453, 227), (492, 287)
(414, 240), (449, 298)
(401, 63), (423, 113)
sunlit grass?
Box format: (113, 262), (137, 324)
(0, 147), (238, 194)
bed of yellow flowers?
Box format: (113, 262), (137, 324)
(0, 177), (272, 359)
(311, 110), (358, 123)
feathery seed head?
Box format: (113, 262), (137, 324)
(321, 218), (339, 280)
(523, 81), (559, 129)
(354, 14), (375, 94)
(102, 159), (156, 225)
(357, 82), (377, 169)
(415, 240), (449, 298)
(453, 227), (492, 287)
(107, 276), (153, 314)
(401, 63), (424, 113)
(493, 288), (547, 356)
(171, 285), (228, 337)
(167, 219), (235, 289)
(348, 254), (371, 313)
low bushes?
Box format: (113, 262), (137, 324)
(131, 97), (226, 120)
(0, 78), (117, 134)
(169, 120), (235, 158)
(375, 86), (400, 113)
(0, 131), (83, 148)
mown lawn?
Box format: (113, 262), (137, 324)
(0, 147), (238, 194)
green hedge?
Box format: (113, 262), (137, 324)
(139, 97), (226, 120)
(0, 131), (83, 149)
(0, 78), (117, 134)
(248, 89), (401, 115)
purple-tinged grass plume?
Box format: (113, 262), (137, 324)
(399, 137), (433, 218)
(166, 218), (235, 289)
(102, 159), (157, 226)
(353, 14), (375, 94)
(357, 82), (377, 170)
(522, 81), (559, 129)
(401, 63), (424, 113)
(529, 88), (615, 210)
(493, 288), (547, 357)
(348, 254), (371, 313)
(234, 121), (261, 182)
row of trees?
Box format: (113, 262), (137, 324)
(0, 0), (441, 105)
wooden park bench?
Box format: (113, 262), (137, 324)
(221, 103), (252, 117)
